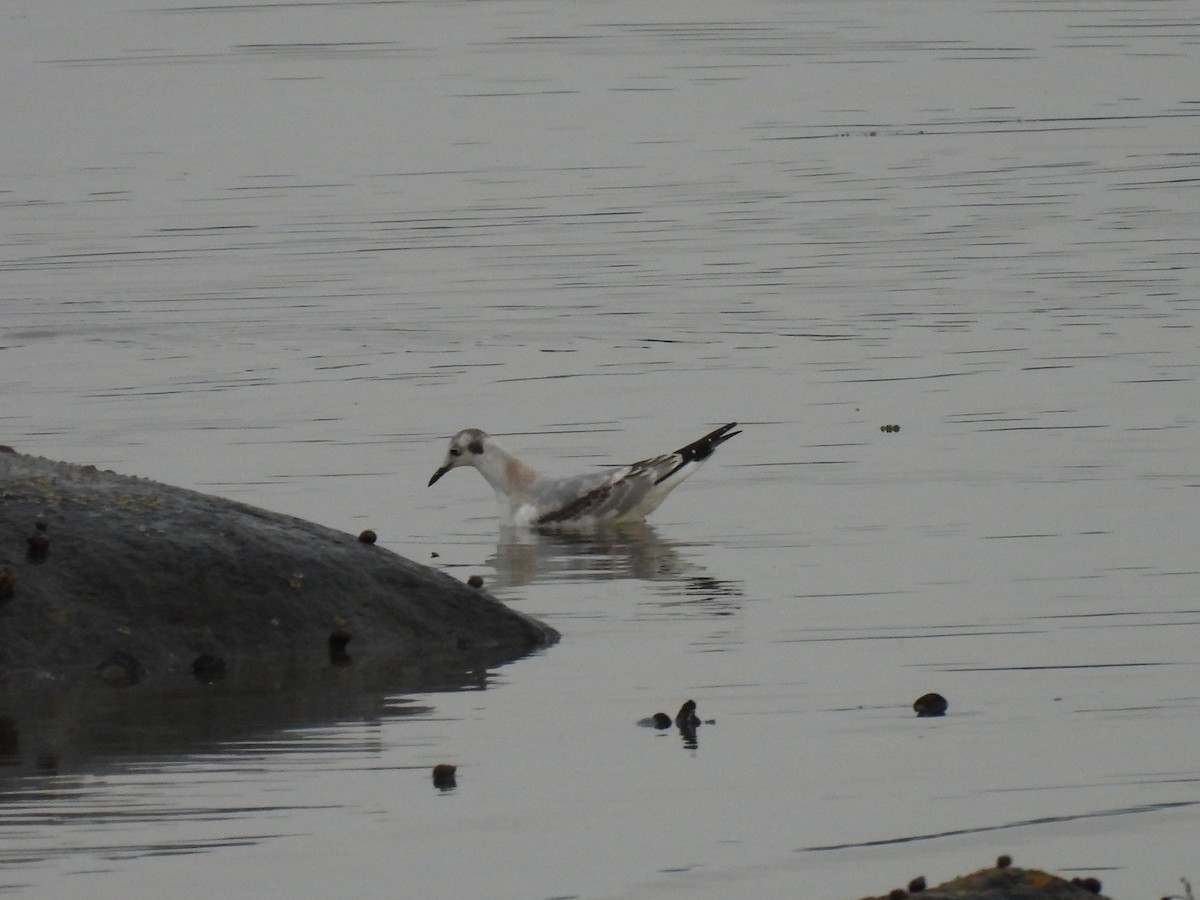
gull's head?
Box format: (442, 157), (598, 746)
(428, 428), (489, 487)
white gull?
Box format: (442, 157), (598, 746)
(428, 423), (740, 527)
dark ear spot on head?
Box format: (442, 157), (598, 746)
(468, 438), (484, 455)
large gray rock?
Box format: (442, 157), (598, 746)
(0, 449), (557, 684)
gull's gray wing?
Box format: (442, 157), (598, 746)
(534, 457), (674, 525)
(531, 424), (740, 526)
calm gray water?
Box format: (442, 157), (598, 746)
(3, 0), (1199, 897)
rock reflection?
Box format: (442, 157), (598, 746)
(488, 523), (742, 607)
(0, 643), (533, 784)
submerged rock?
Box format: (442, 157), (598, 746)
(857, 862), (1110, 900)
(432, 763), (457, 790)
(636, 712), (673, 729)
(913, 692), (948, 717)
(0, 451), (557, 683)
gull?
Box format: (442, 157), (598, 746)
(428, 422), (740, 527)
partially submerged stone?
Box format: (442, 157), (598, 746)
(913, 692), (948, 717)
(432, 763), (457, 790)
(0, 450), (557, 682)
(858, 863), (1110, 900)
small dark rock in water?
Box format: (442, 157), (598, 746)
(432, 763), (457, 789)
(95, 651), (144, 687)
(328, 629), (352, 666)
(909, 876), (927, 893)
(358, 529), (377, 544)
(192, 654), (227, 683)
(675, 699), (701, 730)
(997, 855), (1013, 869)
(913, 692), (948, 717)
(467, 574), (484, 589)
(637, 712), (673, 729)
(430, 551), (440, 558)
(0, 566), (17, 605)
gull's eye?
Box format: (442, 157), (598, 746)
(449, 447), (462, 457)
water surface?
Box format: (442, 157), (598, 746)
(2, 0), (1199, 897)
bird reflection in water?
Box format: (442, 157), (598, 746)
(488, 522), (741, 612)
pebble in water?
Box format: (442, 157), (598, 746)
(913, 693), (948, 717)
(432, 764), (457, 790)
